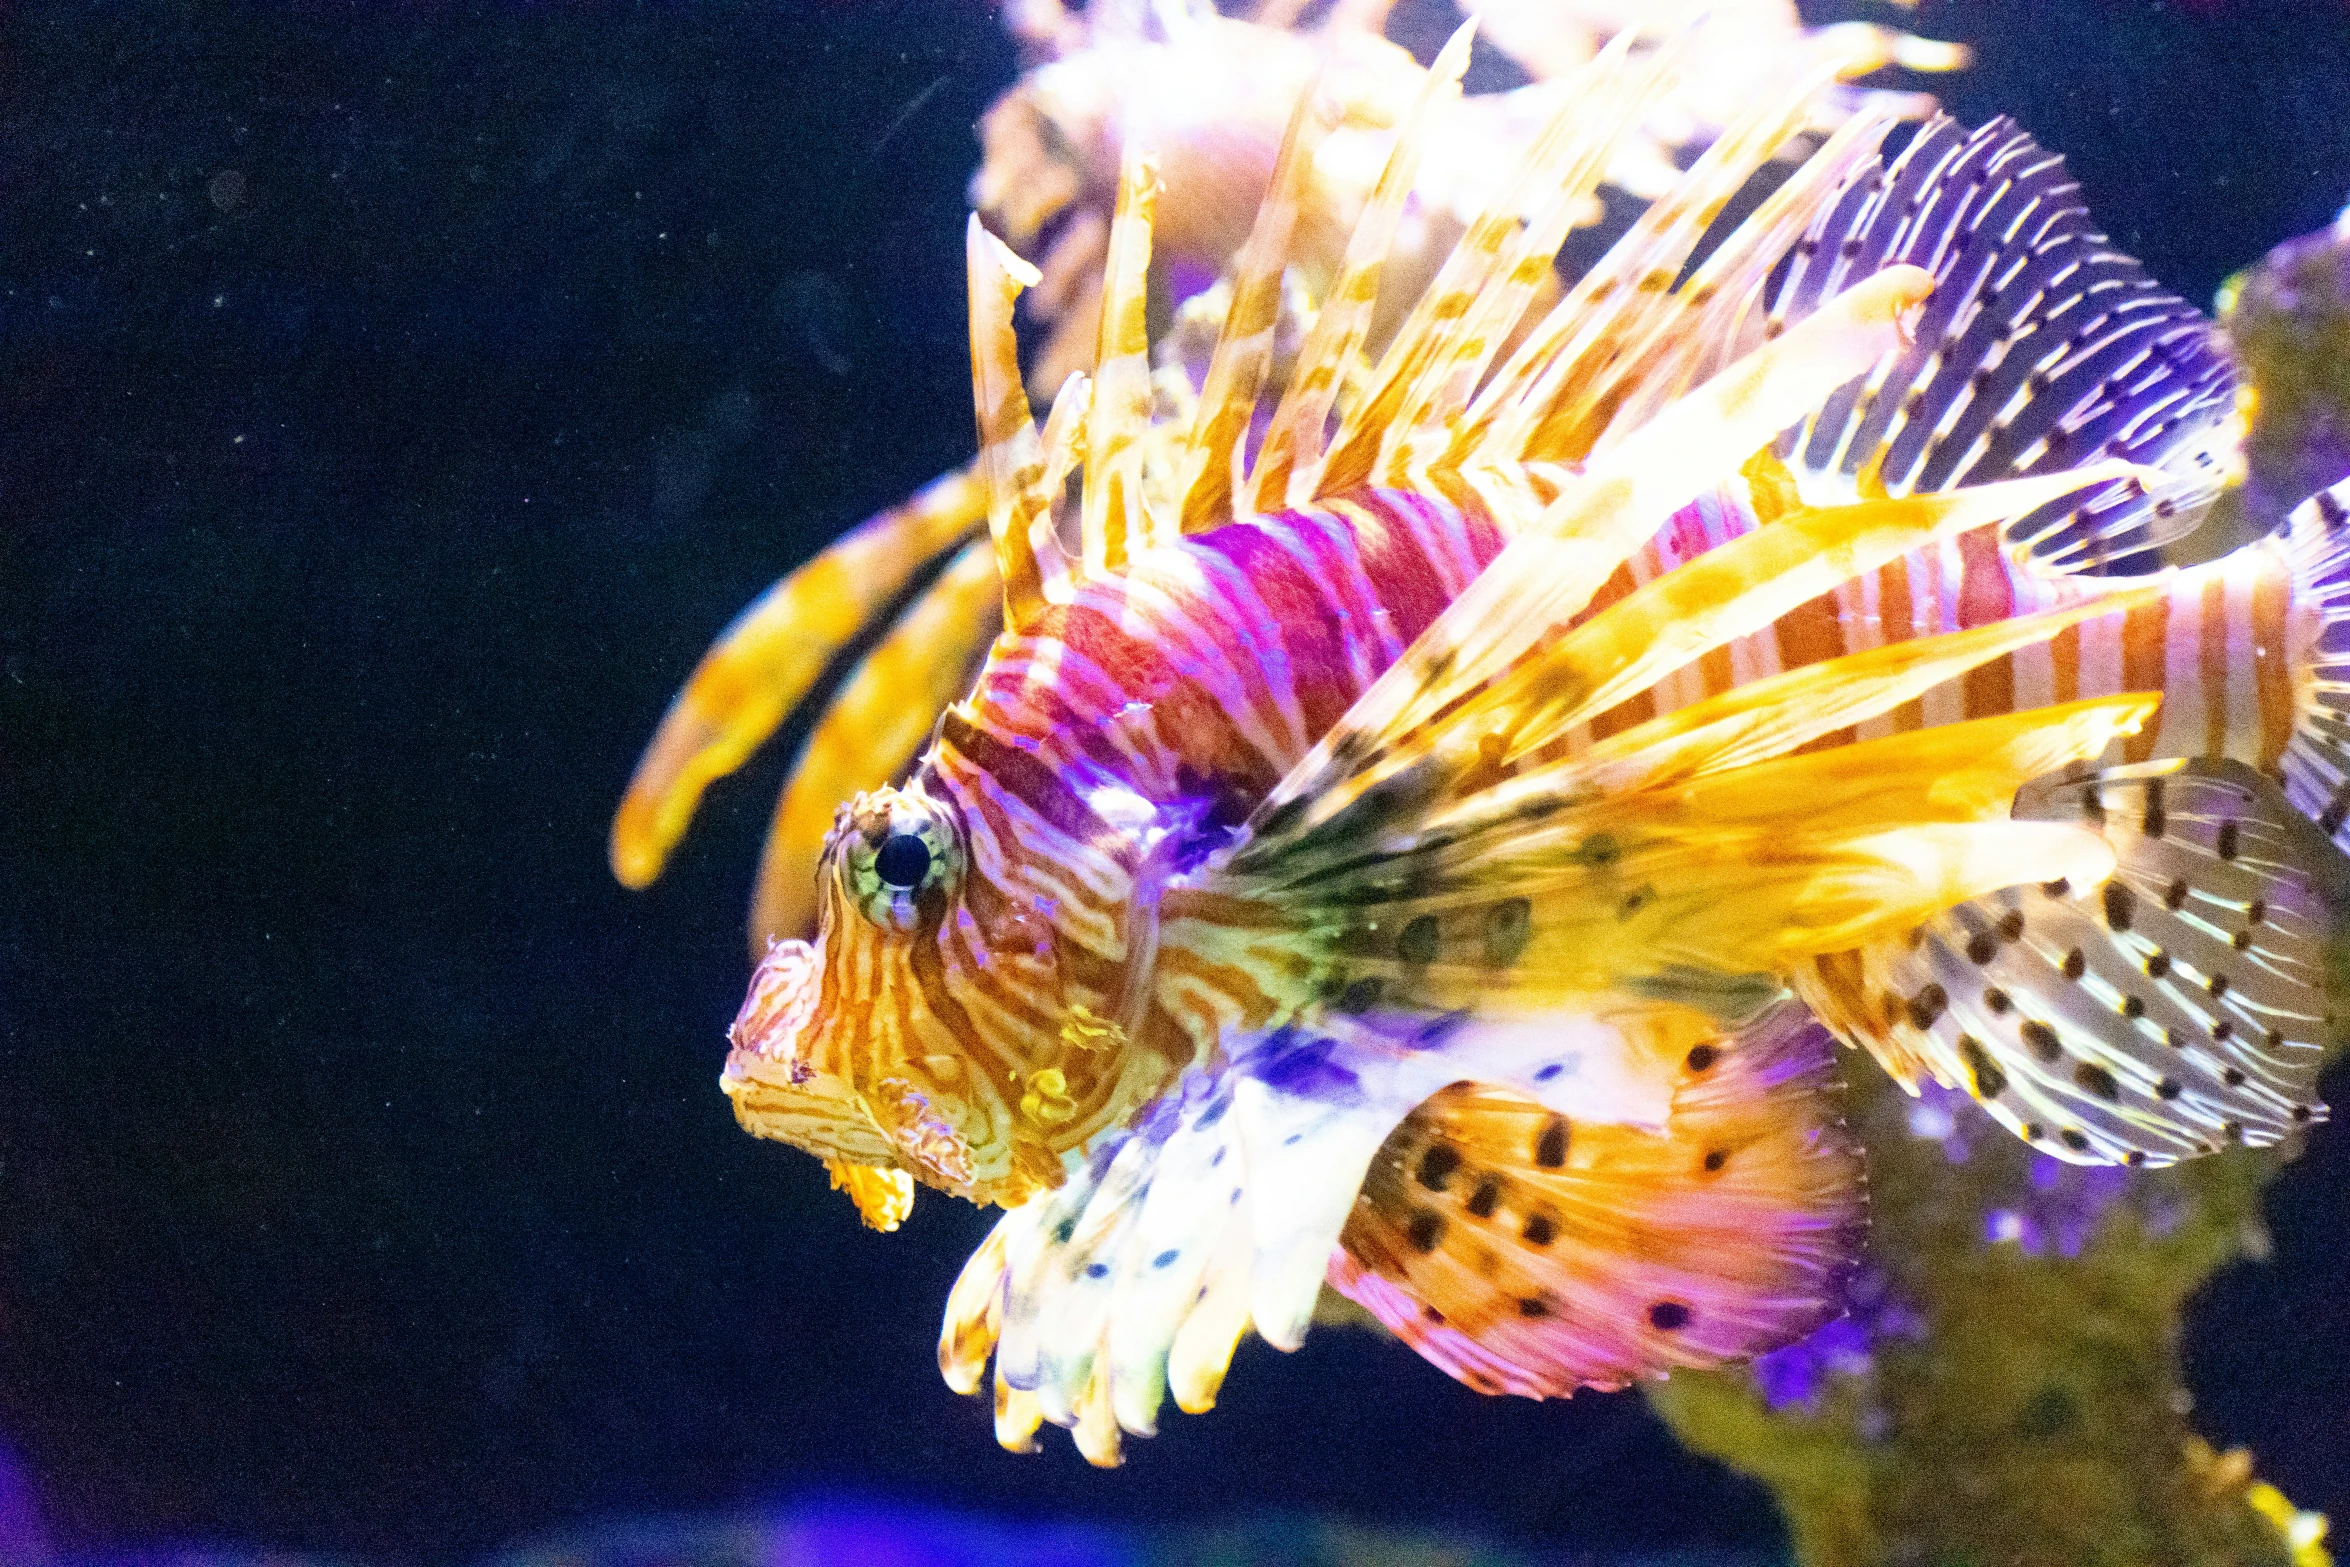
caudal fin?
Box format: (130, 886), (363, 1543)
(2279, 478), (2350, 850)
(1796, 759), (2330, 1166)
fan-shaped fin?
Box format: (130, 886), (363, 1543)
(934, 1004), (1701, 1463)
(2277, 479), (2350, 853)
(1082, 149), (1167, 573)
(1329, 1004), (1863, 1397)
(1243, 20), (1474, 514)
(1771, 117), (2241, 573)
(1797, 760), (2331, 1166)
(1255, 462), (2147, 851)
(968, 215), (1069, 624)
(748, 540), (1003, 946)
(1579, 100), (1905, 445)
(1555, 575), (2168, 802)
(1462, 55), (1853, 473)
(1219, 703), (2146, 1027)
(608, 464), (987, 890)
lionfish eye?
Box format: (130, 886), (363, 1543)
(837, 790), (959, 930)
(874, 832), (931, 890)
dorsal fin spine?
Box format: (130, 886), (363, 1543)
(1174, 80), (1330, 535)
(1317, 26), (1675, 495)
(1242, 19), (1474, 515)
(966, 215), (1064, 625)
(1082, 149), (1166, 574)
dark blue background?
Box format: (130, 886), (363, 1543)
(2, 1), (2346, 1560)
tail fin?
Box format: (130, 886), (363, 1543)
(2279, 478), (2350, 849)
(1329, 1005), (1863, 1398)
(1797, 759), (2329, 1165)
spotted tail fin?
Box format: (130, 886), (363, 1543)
(1330, 1005), (1863, 1397)
(1797, 760), (2330, 1165)
(2279, 478), (2350, 850)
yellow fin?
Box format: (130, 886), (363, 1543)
(1175, 82), (1330, 534)
(1081, 149), (1164, 572)
(1331, 1005), (1862, 1397)
(1243, 19), (1472, 514)
(966, 215), (1065, 623)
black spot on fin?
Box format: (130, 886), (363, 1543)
(1799, 760), (2330, 1165)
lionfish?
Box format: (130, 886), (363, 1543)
(664, 28), (2345, 1465)
(608, 0), (1965, 948)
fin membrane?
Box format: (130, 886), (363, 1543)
(2278, 478), (2350, 853)
(1329, 1005), (1864, 1398)
(937, 1017), (1498, 1465)
(1773, 116), (2239, 573)
(1798, 759), (2331, 1166)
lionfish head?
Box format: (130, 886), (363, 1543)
(721, 782), (1027, 1217)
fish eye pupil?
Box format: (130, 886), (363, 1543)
(874, 832), (931, 891)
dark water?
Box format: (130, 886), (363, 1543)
(2, 1), (2346, 1562)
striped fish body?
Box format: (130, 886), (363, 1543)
(725, 489), (1504, 1208)
(1591, 474), (2310, 775)
(721, 464), (2326, 1222)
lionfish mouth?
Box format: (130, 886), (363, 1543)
(719, 939), (899, 1168)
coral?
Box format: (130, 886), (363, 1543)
(2219, 206), (2350, 532)
(1649, 1064), (2321, 1566)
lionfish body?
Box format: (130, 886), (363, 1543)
(670, 26), (2342, 1466)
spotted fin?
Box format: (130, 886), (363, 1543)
(935, 1005), (1705, 1464)
(1329, 1005), (1864, 1398)
(1797, 760), (2332, 1165)
(940, 1026), (1428, 1465)
(1771, 117), (2240, 573)
(608, 464), (987, 890)
(2278, 478), (2350, 853)
(1206, 703), (2144, 1035)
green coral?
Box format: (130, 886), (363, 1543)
(2218, 209), (2350, 531)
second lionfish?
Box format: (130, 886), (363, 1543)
(706, 29), (2341, 1463)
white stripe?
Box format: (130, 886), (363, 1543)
(2223, 552), (2263, 762)
(2154, 568), (2207, 759)
(2076, 602), (2125, 701)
